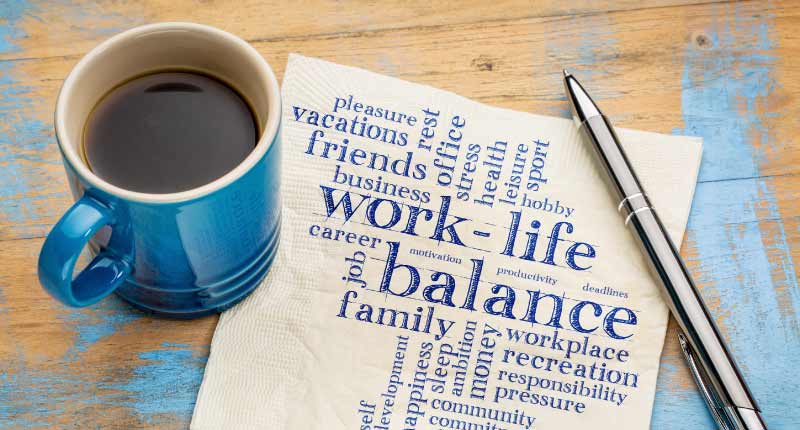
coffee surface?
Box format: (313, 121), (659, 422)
(84, 72), (258, 194)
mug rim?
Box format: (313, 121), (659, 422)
(54, 22), (281, 204)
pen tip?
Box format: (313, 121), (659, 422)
(563, 69), (571, 77)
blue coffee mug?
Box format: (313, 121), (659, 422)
(38, 23), (282, 318)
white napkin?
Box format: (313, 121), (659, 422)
(192, 54), (702, 430)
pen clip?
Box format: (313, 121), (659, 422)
(678, 333), (731, 430)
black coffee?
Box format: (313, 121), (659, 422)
(83, 71), (258, 194)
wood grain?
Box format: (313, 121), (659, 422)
(0, 0), (718, 62)
(1, 0), (798, 429)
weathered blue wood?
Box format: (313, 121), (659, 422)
(0, 286), (208, 428)
(653, 7), (800, 430)
(119, 342), (207, 426)
(0, 0), (68, 240)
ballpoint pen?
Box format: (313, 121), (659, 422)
(563, 70), (767, 430)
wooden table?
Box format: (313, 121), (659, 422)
(1, 1), (798, 428)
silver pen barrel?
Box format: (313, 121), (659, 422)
(564, 71), (766, 430)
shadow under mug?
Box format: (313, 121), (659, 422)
(38, 22), (282, 318)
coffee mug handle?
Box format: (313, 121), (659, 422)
(38, 194), (131, 307)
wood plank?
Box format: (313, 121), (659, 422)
(653, 3), (800, 426)
(0, 236), (216, 429)
(2, 1), (798, 241)
(655, 173), (800, 428)
(0, 0), (719, 62)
